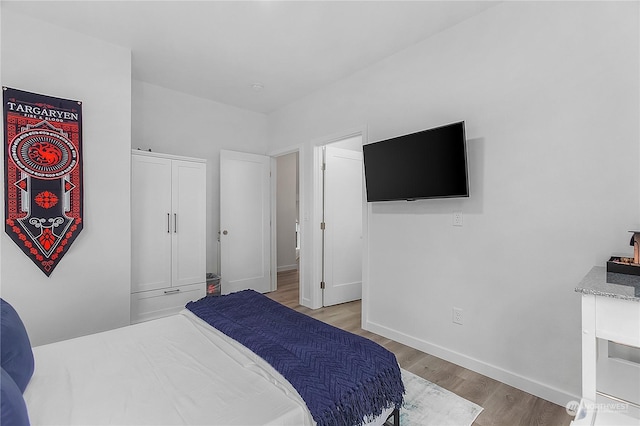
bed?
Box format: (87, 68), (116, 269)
(1, 290), (404, 426)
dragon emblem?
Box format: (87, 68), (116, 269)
(28, 141), (63, 166)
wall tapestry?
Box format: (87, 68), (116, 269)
(3, 87), (83, 276)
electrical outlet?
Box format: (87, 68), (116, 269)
(452, 307), (463, 325)
(453, 211), (463, 227)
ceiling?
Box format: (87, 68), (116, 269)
(2, 1), (498, 114)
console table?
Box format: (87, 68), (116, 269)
(573, 267), (640, 425)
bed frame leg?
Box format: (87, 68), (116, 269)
(385, 408), (400, 426)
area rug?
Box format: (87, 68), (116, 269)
(400, 368), (483, 426)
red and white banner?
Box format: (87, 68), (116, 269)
(4, 87), (83, 276)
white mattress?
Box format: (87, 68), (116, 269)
(24, 310), (313, 425)
(24, 310), (393, 426)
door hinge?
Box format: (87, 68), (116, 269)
(322, 163), (326, 171)
(320, 222), (325, 230)
(320, 281), (325, 289)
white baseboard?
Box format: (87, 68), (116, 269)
(364, 319), (580, 408)
(277, 264), (298, 272)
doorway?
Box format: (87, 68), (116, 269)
(271, 130), (365, 309)
(275, 152), (300, 275)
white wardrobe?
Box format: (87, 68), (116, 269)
(131, 150), (206, 323)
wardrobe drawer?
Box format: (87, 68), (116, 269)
(131, 282), (205, 324)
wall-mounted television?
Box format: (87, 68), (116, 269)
(363, 121), (469, 202)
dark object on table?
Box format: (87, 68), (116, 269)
(606, 256), (640, 276)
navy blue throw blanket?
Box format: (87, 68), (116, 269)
(187, 290), (404, 426)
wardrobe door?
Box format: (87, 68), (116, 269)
(171, 159), (206, 287)
(131, 154), (172, 293)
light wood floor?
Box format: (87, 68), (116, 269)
(267, 270), (574, 426)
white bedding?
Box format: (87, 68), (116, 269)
(24, 310), (393, 426)
(24, 310), (313, 425)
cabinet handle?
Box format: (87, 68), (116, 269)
(174, 213), (177, 233)
(167, 213), (170, 233)
(164, 289), (180, 295)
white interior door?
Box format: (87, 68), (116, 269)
(323, 146), (363, 306)
(220, 150), (271, 294)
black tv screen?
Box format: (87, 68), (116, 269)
(363, 121), (469, 202)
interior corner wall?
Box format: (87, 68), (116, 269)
(131, 80), (268, 275)
(267, 2), (640, 405)
(0, 9), (132, 346)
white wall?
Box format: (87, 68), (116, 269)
(268, 2), (639, 405)
(131, 80), (268, 274)
(276, 152), (298, 271)
(0, 8), (132, 346)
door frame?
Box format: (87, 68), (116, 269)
(269, 156), (278, 293)
(312, 126), (368, 309)
(268, 125), (368, 310)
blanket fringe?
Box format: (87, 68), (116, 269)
(320, 367), (405, 426)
